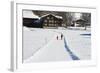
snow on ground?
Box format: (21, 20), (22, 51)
(23, 27), (57, 60)
(23, 26), (91, 63)
(67, 26), (91, 31)
(63, 29), (91, 60)
(24, 33), (72, 63)
(55, 27), (91, 60)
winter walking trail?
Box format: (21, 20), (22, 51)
(24, 33), (73, 63)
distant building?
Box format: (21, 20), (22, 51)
(73, 19), (86, 27)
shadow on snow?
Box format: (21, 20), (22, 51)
(64, 37), (80, 60)
(80, 33), (91, 36)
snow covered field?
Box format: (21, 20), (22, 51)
(23, 27), (57, 60)
(23, 26), (91, 63)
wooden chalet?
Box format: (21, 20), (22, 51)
(74, 19), (86, 27)
(23, 11), (63, 28)
(41, 14), (63, 27)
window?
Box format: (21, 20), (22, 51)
(47, 17), (49, 19)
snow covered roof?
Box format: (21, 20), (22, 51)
(54, 15), (62, 19)
(41, 14), (62, 19)
(75, 19), (86, 22)
(23, 10), (40, 19)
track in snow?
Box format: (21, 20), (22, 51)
(24, 33), (73, 63)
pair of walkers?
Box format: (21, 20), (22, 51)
(56, 33), (63, 40)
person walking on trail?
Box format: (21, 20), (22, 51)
(56, 36), (58, 40)
(61, 33), (63, 40)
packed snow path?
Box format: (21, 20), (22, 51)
(24, 33), (73, 63)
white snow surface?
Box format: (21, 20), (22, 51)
(23, 27), (57, 60)
(55, 27), (91, 60)
(23, 10), (40, 19)
(23, 27), (91, 63)
(24, 33), (72, 63)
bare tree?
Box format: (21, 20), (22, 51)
(81, 13), (91, 30)
(66, 12), (74, 27)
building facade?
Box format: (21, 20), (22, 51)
(41, 14), (63, 27)
(23, 11), (63, 28)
